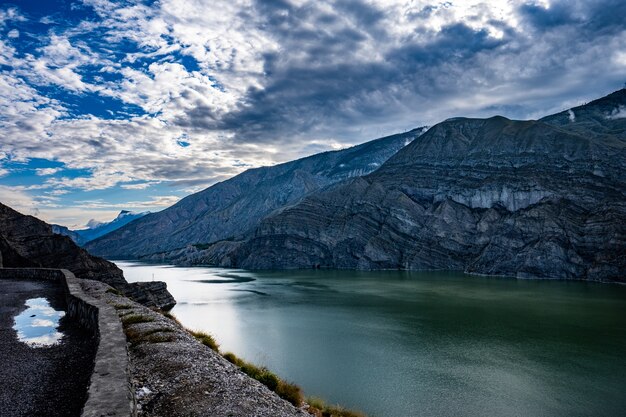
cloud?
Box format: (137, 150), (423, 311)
(7, 29), (18, 38)
(0, 0), (625, 226)
(568, 109), (576, 122)
(36, 167), (62, 176)
(607, 105), (626, 119)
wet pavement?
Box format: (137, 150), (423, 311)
(0, 279), (97, 417)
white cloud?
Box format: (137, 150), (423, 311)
(1, 0), (625, 227)
(607, 105), (626, 119)
(36, 167), (62, 176)
(7, 29), (18, 38)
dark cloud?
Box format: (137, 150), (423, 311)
(167, 0), (625, 148)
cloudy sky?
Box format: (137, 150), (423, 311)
(0, 0), (624, 228)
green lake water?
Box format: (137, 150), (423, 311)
(116, 261), (626, 417)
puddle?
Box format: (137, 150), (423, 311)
(13, 297), (65, 347)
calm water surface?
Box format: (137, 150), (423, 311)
(116, 261), (626, 417)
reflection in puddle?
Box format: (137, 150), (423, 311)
(13, 297), (65, 347)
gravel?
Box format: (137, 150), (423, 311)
(0, 279), (97, 417)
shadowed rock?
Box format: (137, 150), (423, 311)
(195, 90), (626, 282)
(0, 202), (176, 309)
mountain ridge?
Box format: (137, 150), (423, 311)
(175, 90), (626, 281)
(86, 128), (426, 258)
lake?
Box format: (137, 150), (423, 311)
(115, 261), (626, 417)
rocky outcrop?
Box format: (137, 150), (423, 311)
(195, 91), (626, 282)
(85, 129), (424, 259)
(88, 280), (308, 417)
(0, 202), (175, 309)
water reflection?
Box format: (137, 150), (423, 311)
(116, 261), (626, 417)
(13, 297), (65, 347)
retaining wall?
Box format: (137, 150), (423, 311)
(0, 267), (135, 417)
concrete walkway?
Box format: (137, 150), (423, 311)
(0, 279), (97, 417)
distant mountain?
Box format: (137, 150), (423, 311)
(191, 89), (626, 282)
(53, 210), (149, 246)
(0, 202), (175, 309)
(51, 224), (87, 246)
(85, 129), (425, 258)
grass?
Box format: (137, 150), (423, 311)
(111, 303), (133, 310)
(306, 397), (366, 417)
(124, 326), (176, 346)
(119, 310), (363, 415)
(189, 330), (219, 352)
(223, 351), (303, 407)
(105, 287), (122, 295)
(121, 314), (155, 327)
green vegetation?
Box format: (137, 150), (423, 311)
(306, 397), (366, 417)
(121, 314), (154, 327)
(223, 351), (303, 407)
(111, 303), (133, 310)
(118, 309), (363, 415)
(105, 287), (122, 295)
(123, 326), (176, 346)
(189, 330), (219, 352)
(159, 310), (183, 326)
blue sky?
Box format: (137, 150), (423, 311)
(0, 0), (625, 228)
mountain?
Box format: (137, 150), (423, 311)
(52, 210), (150, 246)
(85, 128), (425, 258)
(541, 88), (626, 141)
(192, 90), (626, 282)
(51, 224), (87, 246)
(0, 202), (175, 309)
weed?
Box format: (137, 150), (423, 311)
(189, 330), (219, 352)
(222, 351), (303, 406)
(105, 288), (122, 295)
(305, 397), (366, 417)
(121, 314), (154, 327)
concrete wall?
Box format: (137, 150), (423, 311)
(0, 267), (135, 417)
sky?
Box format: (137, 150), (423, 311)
(0, 0), (624, 228)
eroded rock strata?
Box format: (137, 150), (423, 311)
(192, 93), (626, 282)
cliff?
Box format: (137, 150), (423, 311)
(192, 91), (626, 282)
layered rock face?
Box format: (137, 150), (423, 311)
(0, 203), (175, 309)
(198, 105), (626, 281)
(86, 129), (423, 258)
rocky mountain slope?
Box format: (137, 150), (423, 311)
(541, 88), (626, 141)
(193, 90), (626, 282)
(86, 129), (424, 258)
(0, 202), (175, 308)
